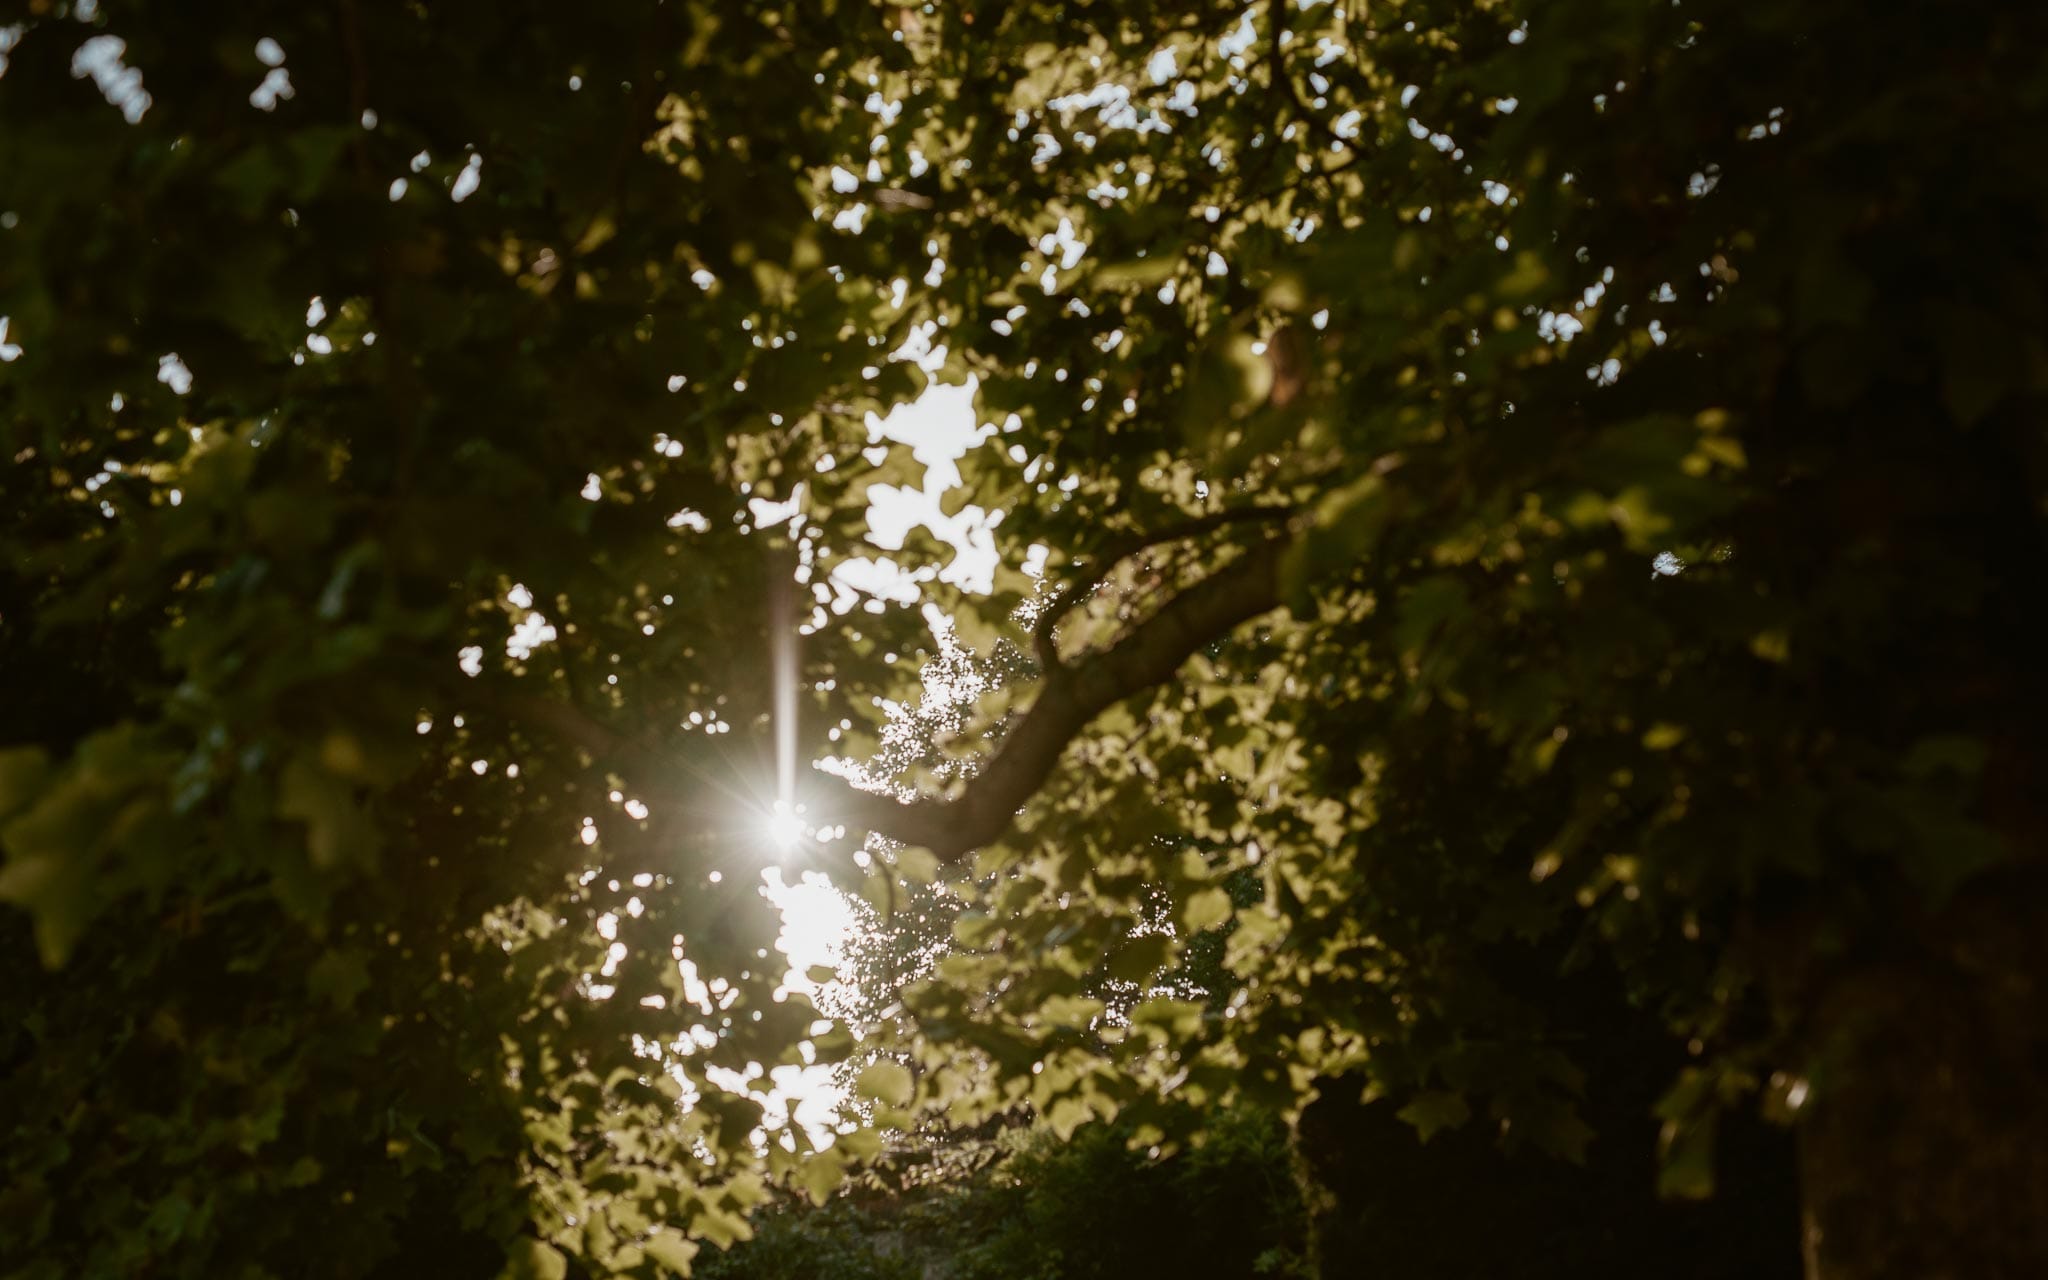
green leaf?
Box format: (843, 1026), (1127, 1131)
(1657, 1111), (1719, 1200)
(278, 753), (378, 872)
(1695, 435), (1747, 470)
(1393, 576), (1469, 660)
(1091, 253), (1180, 289)
(1395, 1091), (1470, 1142)
(1106, 933), (1172, 984)
(855, 1060), (914, 1107)
(642, 1228), (699, 1274)
(499, 1239), (568, 1280)
(953, 911), (1003, 948)
(1282, 473), (1390, 613)
(893, 846), (940, 884)
(795, 1147), (849, 1206)
(0, 747), (51, 818)
(690, 1203), (753, 1250)
(307, 948), (371, 1011)
(938, 484), (974, 518)
(1181, 887), (1233, 933)
(1047, 1095), (1095, 1140)
(0, 854), (60, 907)
(1749, 630), (1791, 664)
(0, 853), (87, 968)
(1641, 723), (1687, 751)
(1037, 994), (1104, 1028)
(1130, 999), (1206, 1038)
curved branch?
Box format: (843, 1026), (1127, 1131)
(839, 533), (1292, 863)
(482, 529), (1295, 867)
(1031, 504), (1295, 671)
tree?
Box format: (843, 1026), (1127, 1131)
(4, 2), (2045, 1278)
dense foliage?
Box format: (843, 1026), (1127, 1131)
(696, 1110), (1308, 1280)
(3, 1), (2044, 1277)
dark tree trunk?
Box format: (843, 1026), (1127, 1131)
(1795, 873), (2048, 1280)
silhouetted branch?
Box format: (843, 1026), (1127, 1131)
(489, 529), (1294, 866)
(840, 532), (1291, 862)
(1031, 504), (1296, 671)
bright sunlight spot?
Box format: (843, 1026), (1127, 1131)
(765, 804), (808, 850)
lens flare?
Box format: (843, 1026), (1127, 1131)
(770, 555), (798, 817)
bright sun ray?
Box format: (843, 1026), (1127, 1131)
(771, 561), (798, 815)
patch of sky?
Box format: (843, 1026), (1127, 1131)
(71, 33), (150, 122)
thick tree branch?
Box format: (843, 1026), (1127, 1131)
(1031, 504), (1295, 671)
(842, 532), (1291, 862)
(482, 530), (1293, 867)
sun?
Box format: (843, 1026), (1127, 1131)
(765, 804), (808, 850)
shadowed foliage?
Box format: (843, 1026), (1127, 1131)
(3, 1), (2045, 1277)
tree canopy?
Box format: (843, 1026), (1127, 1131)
(3, 1), (2045, 1277)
